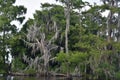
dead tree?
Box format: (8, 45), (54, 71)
(23, 22), (59, 75)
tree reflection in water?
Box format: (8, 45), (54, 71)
(0, 76), (81, 80)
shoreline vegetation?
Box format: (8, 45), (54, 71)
(1, 0), (120, 80)
(1, 72), (81, 80)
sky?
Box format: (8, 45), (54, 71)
(15, 0), (60, 20)
(14, 0), (102, 26)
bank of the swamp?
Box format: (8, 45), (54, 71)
(8, 71), (84, 80)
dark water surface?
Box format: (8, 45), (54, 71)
(0, 76), (82, 80)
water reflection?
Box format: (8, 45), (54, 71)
(0, 76), (81, 80)
(6, 76), (14, 80)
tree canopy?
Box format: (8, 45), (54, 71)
(1, 0), (120, 80)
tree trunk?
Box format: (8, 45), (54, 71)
(3, 26), (6, 64)
(64, 0), (71, 77)
(106, 11), (113, 42)
(106, 0), (115, 42)
(117, 13), (120, 41)
(65, 0), (70, 54)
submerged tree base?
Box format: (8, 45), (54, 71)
(9, 71), (82, 79)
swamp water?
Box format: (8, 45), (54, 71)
(0, 76), (82, 80)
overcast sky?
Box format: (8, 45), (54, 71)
(13, 0), (102, 29)
(15, 0), (102, 20)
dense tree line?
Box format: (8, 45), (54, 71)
(1, 0), (120, 80)
(0, 0), (26, 73)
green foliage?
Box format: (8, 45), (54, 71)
(70, 52), (87, 63)
(56, 51), (88, 73)
(115, 72), (120, 80)
(0, 62), (6, 74)
(24, 68), (36, 74)
(0, 0), (26, 73)
(1, 0), (120, 80)
(21, 2), (120, 79)
(11, 58), (26, 72)
(56, 51), (68, 62)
